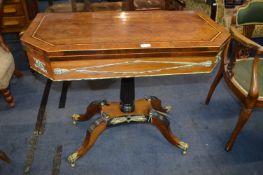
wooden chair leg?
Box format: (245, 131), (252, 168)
(225, 106), (253, 151)
(0, 88), (15, 108)
(205, 61), (224, 104)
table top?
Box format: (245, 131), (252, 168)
(21, 11), (230, 81)
(22, 11), (229, 54)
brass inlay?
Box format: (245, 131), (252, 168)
(110, 115), (147, 125)
(33, 57), (48, 73)
(54, 60), (212, 75)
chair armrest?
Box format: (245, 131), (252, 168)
(257, 48), (263, 55)
(230, 26), (263, 51)
(248, 54), (260, 101)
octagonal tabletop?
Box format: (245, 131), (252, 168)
(21, 11), (229, 56)
(21, 11), (230, 80)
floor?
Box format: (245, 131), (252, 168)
(0, 1), (263, 175)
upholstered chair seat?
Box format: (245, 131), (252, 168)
(0, 46), (15, 107)
(233, 58), (263, 97)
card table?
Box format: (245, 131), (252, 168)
(21, 11), (230, 166)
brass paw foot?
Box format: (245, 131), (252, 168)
(164, 105), (172, 113)
(72, 114), (80, 125)
(178, 141), (189, 155)
(68, 152), (79, 167)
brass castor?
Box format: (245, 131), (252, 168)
(72, 114), (80, 125)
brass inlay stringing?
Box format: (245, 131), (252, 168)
(53, 60), (212, 75)
(33, 57), (48, 73)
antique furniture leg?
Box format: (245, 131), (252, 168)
(225, 106), (253, 151)
(0, 88), (15, 108)
(0, 150), (11, 163)
(68, 117), (107, 167)
(69, 78), (188, 166)
(150, 114), (188, 154)
(205, 60), (224, 104)
(71, 100), (107, 125)
(149, 96), (172, 113)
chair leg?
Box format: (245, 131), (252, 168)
(225, 106), (253, 151)
(0, 88), (15, 108)
(205, 62), (224, 104)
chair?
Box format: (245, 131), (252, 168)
(205, 0), (263, 151)
(46, 0), (186, 12)
(233, 0), (263, 39)
(0, 34), (16, 108)
(184, 0), (225, 25)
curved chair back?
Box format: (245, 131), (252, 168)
(236, 0), (263, 26)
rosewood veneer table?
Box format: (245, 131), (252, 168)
(21, 11), (230, 166)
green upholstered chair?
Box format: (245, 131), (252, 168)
(234, 0), (263, 38)
(205, 0), (263, 151)
(184, 0), (225, 25)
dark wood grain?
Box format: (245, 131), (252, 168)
(21, 11), (230, 81)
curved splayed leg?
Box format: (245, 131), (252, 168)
(72, 100), (107, 125)
(68, 118), (107, 167)
(150, 114), (188, 154)
(147, 96), (171, 113)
